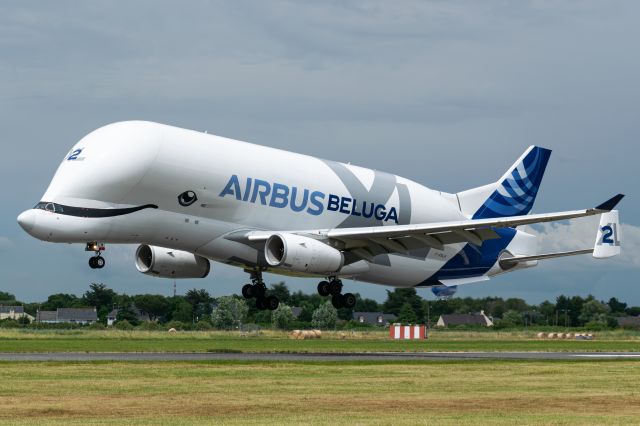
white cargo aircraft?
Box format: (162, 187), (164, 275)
(17, 121), (623, 310)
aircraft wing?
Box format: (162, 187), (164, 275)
(243, 194), (624, 261)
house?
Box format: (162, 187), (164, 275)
(36, 310), (58, 323)
(436, 310), (493, 327)
(0, 305), (35, 322)
(36, 307), (98, 324)
(106, 307), (151, 326)
(353, 311), (398, 326)
(616, 316), (640, 328)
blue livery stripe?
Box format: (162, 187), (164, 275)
(472, 147), (551, 219)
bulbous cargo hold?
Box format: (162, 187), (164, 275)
(264, 233), (343, 275)
(135, 245), (211, 279)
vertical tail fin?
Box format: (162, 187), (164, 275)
(457, 146), (552, 219)
(593, 210), (621, 258)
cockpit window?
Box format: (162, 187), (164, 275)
(33, 201), (157, 218)
(34, 202), (64, 213)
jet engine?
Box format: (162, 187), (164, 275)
(264, 233), (343, 274)
(135, 244), (210, 279)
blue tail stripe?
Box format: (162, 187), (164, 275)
(472, 146), (551, 220)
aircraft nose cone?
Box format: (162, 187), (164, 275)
(17, 210), (36, 232)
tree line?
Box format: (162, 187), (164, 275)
(1, 283), (639, 330)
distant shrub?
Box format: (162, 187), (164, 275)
(115, 320), (134, 330)
(342, 320), (375, 329)
(137, 321), (161, 331)
(88, 322), (106, 330)
(0, 319), (20, 328)
(194, 321), (213, 331)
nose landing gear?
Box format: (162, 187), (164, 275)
(86, 242), (106, 269)
(241, 269), (279, 311)
(317, 278), (356, 309)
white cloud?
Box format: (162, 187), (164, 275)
(525, 218), (640, 268)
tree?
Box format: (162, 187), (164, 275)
(270, 282), (291, 305)
(397, 303), (417, 323)
(133, 294), (169, 321)
(116, 303), (140, 326)
(171, 299), (194, 323)
(311, 302), (337, 329)
(579, 299), (610, 325)
(40, 293), (81, 310)
(355, 297), (381, 312)
(272, 304), (295, 330)
(83, 283), (116, 312)
(383, 288), (425, 320)
(0, 291), (16, 301)
(211, 296), (248, 329)
(502, 310), (524, 326)
(185, 289), (213, 321)
(607, 297), (627, 314)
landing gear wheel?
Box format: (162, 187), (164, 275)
(331, 294), (345, 309)
(328, 279), (342, 296)
(342, 293), (356, 309)
(317, 281), (330, 296)
(95, 256), (105, 269)
(253, 283), (266, 299)
(265, 296), (280, 311)
(242, 284), (255, 299)
(88, 257), (97, 269)
(256, 297), (266, 310)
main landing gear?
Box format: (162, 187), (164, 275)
(86, 242), (105, 269)
(317, 278), (356, 309)
(241, 270), (280, 311)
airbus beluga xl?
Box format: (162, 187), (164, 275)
(17, 121), (624, 310)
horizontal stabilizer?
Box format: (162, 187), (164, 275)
(500, 249), (593, 268)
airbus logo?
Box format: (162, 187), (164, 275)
(219, 174), (399, 223)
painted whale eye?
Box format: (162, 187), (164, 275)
(178, 191), (198, 207)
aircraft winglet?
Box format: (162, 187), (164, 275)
(595, 194), (625, 211)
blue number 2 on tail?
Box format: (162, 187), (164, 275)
(67, 149), (82, 161)
(601, 225), (614, 244)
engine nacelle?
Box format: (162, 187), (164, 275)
(135, 245), (210, 279)
(264, 233), (343, 274)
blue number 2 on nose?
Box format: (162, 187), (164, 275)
(601, 225), (614, 244)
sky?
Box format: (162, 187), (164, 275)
(0, 1), (638, 304)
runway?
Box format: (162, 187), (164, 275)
(1, 351), (640, 362)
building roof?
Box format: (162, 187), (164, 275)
(36, 310), (57, 321)
(353, 312), (397, 324)
(57, 308), (98, 321)
(439, 314), (489, 326)
(0, 305), (24, 314)
(616, 316), (640, 327)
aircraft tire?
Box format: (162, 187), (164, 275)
(242, 284), (254, 299)
(256, 297), (266, 310)
(266, 296), (280, 311)
(95, 256), (105, 269)
(253, 284), (266, 299)
(88, 257), (97, 269)
(343, 293), (356, 309)
(317, 281), (330, 296)
(328, 280), (342, 296)
(331, 294), (344, 309)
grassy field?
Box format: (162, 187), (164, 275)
(0, 329), (638, 353)
(1, 359), (639, 425)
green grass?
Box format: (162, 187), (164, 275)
(0, 329), (638, 353)
(1, 359), (639, 424)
